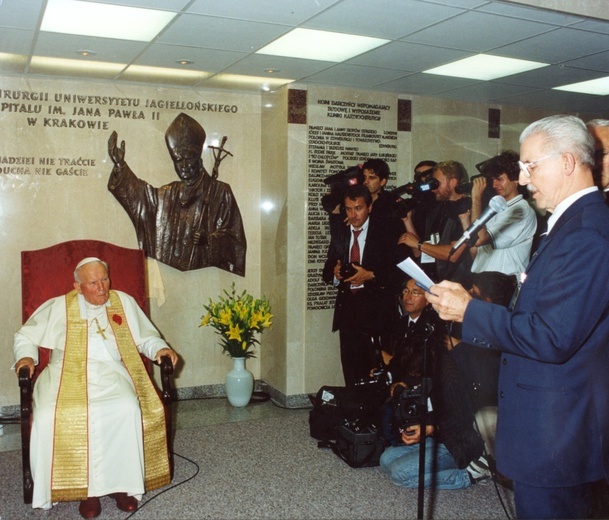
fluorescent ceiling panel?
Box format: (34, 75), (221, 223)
(256, 28), (389, 62)
(553, 77), (609, 95)
(423, 54), (548, 81)
(41, 0), (176, 42)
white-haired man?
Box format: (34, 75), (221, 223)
(427, 115), (609, 519)
(14, 258), (178, 518)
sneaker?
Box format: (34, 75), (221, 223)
(467, 455), (491, 484)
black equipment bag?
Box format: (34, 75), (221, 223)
(331, 422), (384, 468)
(308, 385), (386, 442)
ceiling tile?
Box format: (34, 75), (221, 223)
(494, 64), (607, 89)
(33, 32), (147, 63)
(0, 0), (45, 30)
(563, 51), (609, 74)
(187, 0), (340, 25)
(134, 44), (247, 72)
(157, 14), (289, 53)
(494, 27), (609, 64)
(304, 0), (465, 39)
(0, 28), (35, 55)
(402, 10), (556, 52)
(376, 72), (479, 95)
(300, 63), (410, 88)
(220, 54), (333, 80)
(476, 1), (585, 26)
(348, 41), (472, 71)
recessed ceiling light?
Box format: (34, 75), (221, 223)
(176, 59), (194, 66)
(256, 28), (389, 62)
(42, 0), (176, 42)
(553, 77), (609, 95)
(264, 68), (280, 74)
(423, 54), (548, 81)
(77, 50), (96, 57)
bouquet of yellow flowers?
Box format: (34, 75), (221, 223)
(200, 283), (273, 358)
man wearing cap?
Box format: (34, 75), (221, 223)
(13, 258), (178, 518)
(107, 112), (247, 274)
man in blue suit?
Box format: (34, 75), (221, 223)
(426, 115), (609, 519)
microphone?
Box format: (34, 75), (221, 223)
(449, 195), (507, 255)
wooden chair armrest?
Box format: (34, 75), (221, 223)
(18, 365), (31, 388)
(18, 365), (34, 504)
(159, 355), (174, 406)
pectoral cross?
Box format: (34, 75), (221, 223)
(93, 317), (107, 340)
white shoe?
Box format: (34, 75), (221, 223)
(466, 455), (491, 483)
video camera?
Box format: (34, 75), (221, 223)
(455, 173), (484, 194)
(392, 381), (431, 431)
(321, 165), (364, 212)
(390, 178), (439, 218)
(354, 367), (393, 389)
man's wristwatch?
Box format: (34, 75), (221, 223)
(418, 242), (423, 251)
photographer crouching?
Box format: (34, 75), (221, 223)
(378, 278), (488, 489)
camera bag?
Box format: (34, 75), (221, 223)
(332, 422), (384, 468)
(308, 385), (385, 442)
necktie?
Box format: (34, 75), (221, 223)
(407, 319), (416, 335)
(350, 229), (362, 264)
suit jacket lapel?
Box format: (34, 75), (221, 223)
(526, 191), (601, 273)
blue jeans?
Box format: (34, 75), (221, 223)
(380, 437), (471, 490)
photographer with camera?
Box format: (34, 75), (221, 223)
(464, 151), (537, 276)
(322, 184), (399, 386)
(378, 279), (487, 489)
(409, 160), (438, 239)
(398, 161), (473, 286)
(361, 159), (405, 242)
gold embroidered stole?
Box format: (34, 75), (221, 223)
(51, 290), (170, 501)
(106, 291), (170, 492)
(51, 290), (89, 501)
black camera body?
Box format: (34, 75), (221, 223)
(339, 261), (360, 279)
(392, 382), (430, 431)
(391, 178), (439, 218)
(354, 367), (393, 389)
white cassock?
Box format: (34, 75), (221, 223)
(13, 290), (168, 510)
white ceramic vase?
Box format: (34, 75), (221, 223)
(225, 357), (254, 407)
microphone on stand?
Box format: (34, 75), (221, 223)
(449, 195), (507, 256)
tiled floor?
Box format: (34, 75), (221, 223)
(0, 395), (309, 454)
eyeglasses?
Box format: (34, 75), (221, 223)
(402, 289), (425, 298)
(518, 154), (557, 178)
(595, 149), (609, 162)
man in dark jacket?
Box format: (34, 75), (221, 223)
(379, 286), (485, 489)
(322, 184), (398, 386)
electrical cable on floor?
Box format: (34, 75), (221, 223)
(124, 451), (200, 519)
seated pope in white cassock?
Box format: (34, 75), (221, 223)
(13, 257), (178, 517)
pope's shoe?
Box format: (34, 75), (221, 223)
(78, 497), (101, 519)
(110, 492), (138, 512)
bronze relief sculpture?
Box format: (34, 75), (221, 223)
(108, 113), (246, 275)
